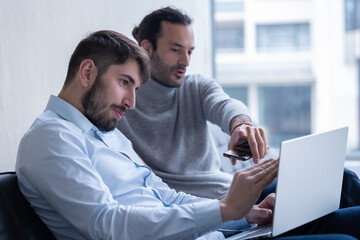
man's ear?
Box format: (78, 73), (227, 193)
(79, 59), (97, 88)
(140, 39), (153, 57)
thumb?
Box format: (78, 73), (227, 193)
(255, 208), (272, 219)
(254, 208), (273, 225)
(246, 206), (273, 224)
(231, 158), (237, 165)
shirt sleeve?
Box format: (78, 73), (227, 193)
(16, 121), (223, 240)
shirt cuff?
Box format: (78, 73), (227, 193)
(193, 199), (223, 235)
(220, 217), (253, 232)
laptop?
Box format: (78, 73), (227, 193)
(227, 126), (349, 240)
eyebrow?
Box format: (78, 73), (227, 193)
(121, 74), (136, 85)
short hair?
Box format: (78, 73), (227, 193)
(64, 30), (150, 87)
(132, 7), (192, 50)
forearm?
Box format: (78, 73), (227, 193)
(79, 200), (222, 239)
(198, 76), (250, 133)
(21, 161), (222, 240)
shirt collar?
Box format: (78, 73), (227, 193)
(46, 95), (95, 133)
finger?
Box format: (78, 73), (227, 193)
(258, 161), (279, 188)
(240, 160), (273, 181)
(231, 158), (237, 166)
(259, 128), (268, 157)
(254, 208), (273, 221)
(246, 205), (273, 225)
(247, 127), (260, 162)
(240, 158), (274, 175)
(245, 158), (274, 175)
(259, 193), (276, 209)
(250, 159), (278, 183)
(228, 125), (247, 148)
(255, 128), (266, 159)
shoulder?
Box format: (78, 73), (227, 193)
(181, 74), (219, 90)
(181, 74), (223, 96)
(20, 110), (85, 152)
(183, 74), (215, 84)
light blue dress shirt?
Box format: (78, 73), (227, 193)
(16, 95), (224, 240)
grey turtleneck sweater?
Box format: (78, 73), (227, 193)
(117, 74), (250, 199)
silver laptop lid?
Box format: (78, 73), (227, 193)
(272, 126), (348, 236)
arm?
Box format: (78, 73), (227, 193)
(196, 75), (250, 134)
(17, 123), (222, 240)
(195, 76), (267, 164)
(150, 153), (278, 224)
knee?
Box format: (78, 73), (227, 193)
(344, 168), (359, 180)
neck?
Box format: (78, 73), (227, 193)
(58, 84), (85, 114)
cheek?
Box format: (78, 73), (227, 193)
(157, 50), (176, 65)
(108, 84), (128, 102)
(165, 53), (179, 65)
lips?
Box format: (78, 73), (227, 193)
(173, 68), (186, 78)
(113, 107), (125, 120)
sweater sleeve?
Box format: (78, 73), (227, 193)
(195, 75), (251, 134)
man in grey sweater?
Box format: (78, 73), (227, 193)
(116, 7), (360, 222)
(117, 7), (267, 200)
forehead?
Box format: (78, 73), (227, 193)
(158, 22), (194, 47)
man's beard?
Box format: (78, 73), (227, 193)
(150, 51), (185, 88)
(82, 75), (125, 132)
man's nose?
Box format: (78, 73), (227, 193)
(178, 51), (190, 67)
(123, 89), (136, 109)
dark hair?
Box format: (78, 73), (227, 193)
(64, 30), (150, 87)
(132, 7), (192, 50)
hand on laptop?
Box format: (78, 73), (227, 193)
(246, 193), (275, 225)
(218, 159), (278, 223)
(228, 124), (267, 165)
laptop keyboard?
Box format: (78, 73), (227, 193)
(227, 224), (272, 240)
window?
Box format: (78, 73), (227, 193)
(215, 25), (244, 49)
(214, 0), (244, 12)
(345, 0), (360, 30)
(256, 23), (310, 52)
(223, 86), (248, 105)
(222, 85), (311, 148)
(358, 59), (360, 148)
(212, 0), (359, 153)
(258, 85), (312, 147)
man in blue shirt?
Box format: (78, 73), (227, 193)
(16, 30), (360, 240)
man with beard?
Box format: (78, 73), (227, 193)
(15, 29), (360, 240)
(116, 6), (360, 232)
(15, 29), (279, 240)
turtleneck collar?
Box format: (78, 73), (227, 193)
(137, 78), (178, 104)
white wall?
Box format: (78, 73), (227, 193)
(0, 0), (213, 171)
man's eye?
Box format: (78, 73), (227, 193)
(171, 48), (179, 53)
(120, 79), (129, 88)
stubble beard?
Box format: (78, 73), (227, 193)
(82, 75), (119, 132)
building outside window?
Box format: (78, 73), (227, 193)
(257, 85), (312, 147)
(213, 0), (359, 153)
(215, 24), (245, 50)
(256, 23), (310, 52)
(345, 0), (360, 31)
